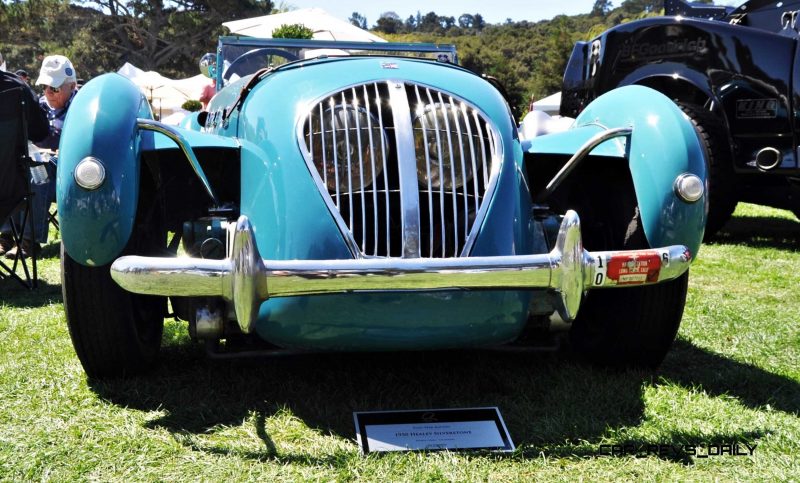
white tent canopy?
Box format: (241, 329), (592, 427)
(532, 91), (562, 116)
(223, 8), (386, 42)
(117, 62), (212, 119)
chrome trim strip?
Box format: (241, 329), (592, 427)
(437, 91), (459, 255)
(341, 91), (354, 229)
(460, 103), (480, 214)
(450, 97), (469, 241)
(537, 127), (632, 202)
(110, 212), (693, 333)
(375, 82), (390, 256)
(424, 87), (447, 257)
(413, 85), (434, 258)
(389, 80), (421, 258)
(352, 88), (367, 248)
(137, 119), (219, 206)
(363, 84), (378, 255)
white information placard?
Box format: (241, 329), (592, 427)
(353, 407), (514, 454)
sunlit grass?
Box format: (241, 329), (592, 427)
(1, 203), (799, 480)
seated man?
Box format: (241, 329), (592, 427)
(0, 53), (49, 257)
(0, 55), (75, 259)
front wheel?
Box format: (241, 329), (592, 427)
(62, 247), (165, 378)
(567, 177), (688, 368)
(569, 272), (688, 368)
(62, 178), (168, 378)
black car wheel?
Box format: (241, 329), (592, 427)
(678, 102), (738, 240)
(62, 181), (167, 379)
(568, 182), (688, 369)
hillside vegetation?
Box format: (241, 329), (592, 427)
(0, 0), (685, 111)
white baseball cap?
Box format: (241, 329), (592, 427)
(36, 55), (77, 88)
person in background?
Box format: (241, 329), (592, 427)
(0, 54), (50, 258)
(199, 78), (216, 110)
(1, 54), (77, 259)
(15, 69), (30, 84)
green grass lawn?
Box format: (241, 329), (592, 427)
(1, 203), (798, 480)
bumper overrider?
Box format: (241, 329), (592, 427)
(110, 210), (691, 334)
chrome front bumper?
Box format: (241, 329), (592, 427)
(110, 211), (691, 334)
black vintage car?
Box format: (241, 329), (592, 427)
(561, 0), (800, 237)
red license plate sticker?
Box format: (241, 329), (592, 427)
(606, 251), (662, 285)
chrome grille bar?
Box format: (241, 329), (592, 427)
(424, 87), (446, 258)
(341, 92), (354, 229)
(300, 81), (502, 260)
(413, 85), (435, 258)
(363, 85), (378, 256)
(352, 88), (366, 249)
(389, 81), (421, 258)
(437, 91), (459, 255)
(450, 97), (469, 241)
(330, 97), (341, 209)
(375, 82), (390, 256)
(460, 103), (480, 214)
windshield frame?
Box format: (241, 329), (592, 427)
(215, 36), (459, 89)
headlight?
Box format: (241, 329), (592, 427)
(413, 101), (474, 190)
(311, 102), (385, 193)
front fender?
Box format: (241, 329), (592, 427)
(576, 85), (707, 255)
(58, 73), (152, 266)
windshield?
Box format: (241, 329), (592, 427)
(216, 37), (458, 88)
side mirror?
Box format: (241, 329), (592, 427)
(199, 53), (216, 79)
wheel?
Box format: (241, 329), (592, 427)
(62, 180), (167, 378)
(568, 180), (689, 369)
(678, 102), (738, 240)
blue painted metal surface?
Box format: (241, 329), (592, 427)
(528, 85), (706, 256)
(574, 85), (706, 256)
(58, 73), (151, 266)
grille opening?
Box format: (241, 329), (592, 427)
(302, 81), (498, 259)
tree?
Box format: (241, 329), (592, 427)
(349, 12), (367, 30)
(75, 0), (274, 76)
(591, 0), (613, 16)
(473, 13), (486, 31)
(458, 14), (474, 29)
(375, 11), (404, 34)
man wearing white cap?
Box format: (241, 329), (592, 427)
(35, 54), (78, 150)
(1, 54), (78, 259)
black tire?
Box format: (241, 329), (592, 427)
(678, 102), (738, 240)
(62, 189), (167, 379)
(568, 183), (688, 369)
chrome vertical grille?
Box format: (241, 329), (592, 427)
(300, 80), (500, 259)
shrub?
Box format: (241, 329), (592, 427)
(272, 23), (314, 39)
(182, 99), (202, 112)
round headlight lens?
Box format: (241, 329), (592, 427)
(674, 173), (704, 203)
(74, 157), (106, 190)
(312, 103), (385, 193)
(413, 102), (473, 190)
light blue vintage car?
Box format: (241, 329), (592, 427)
(58, 37), (706, 378)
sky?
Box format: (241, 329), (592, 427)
(279, 0), (601, 26)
